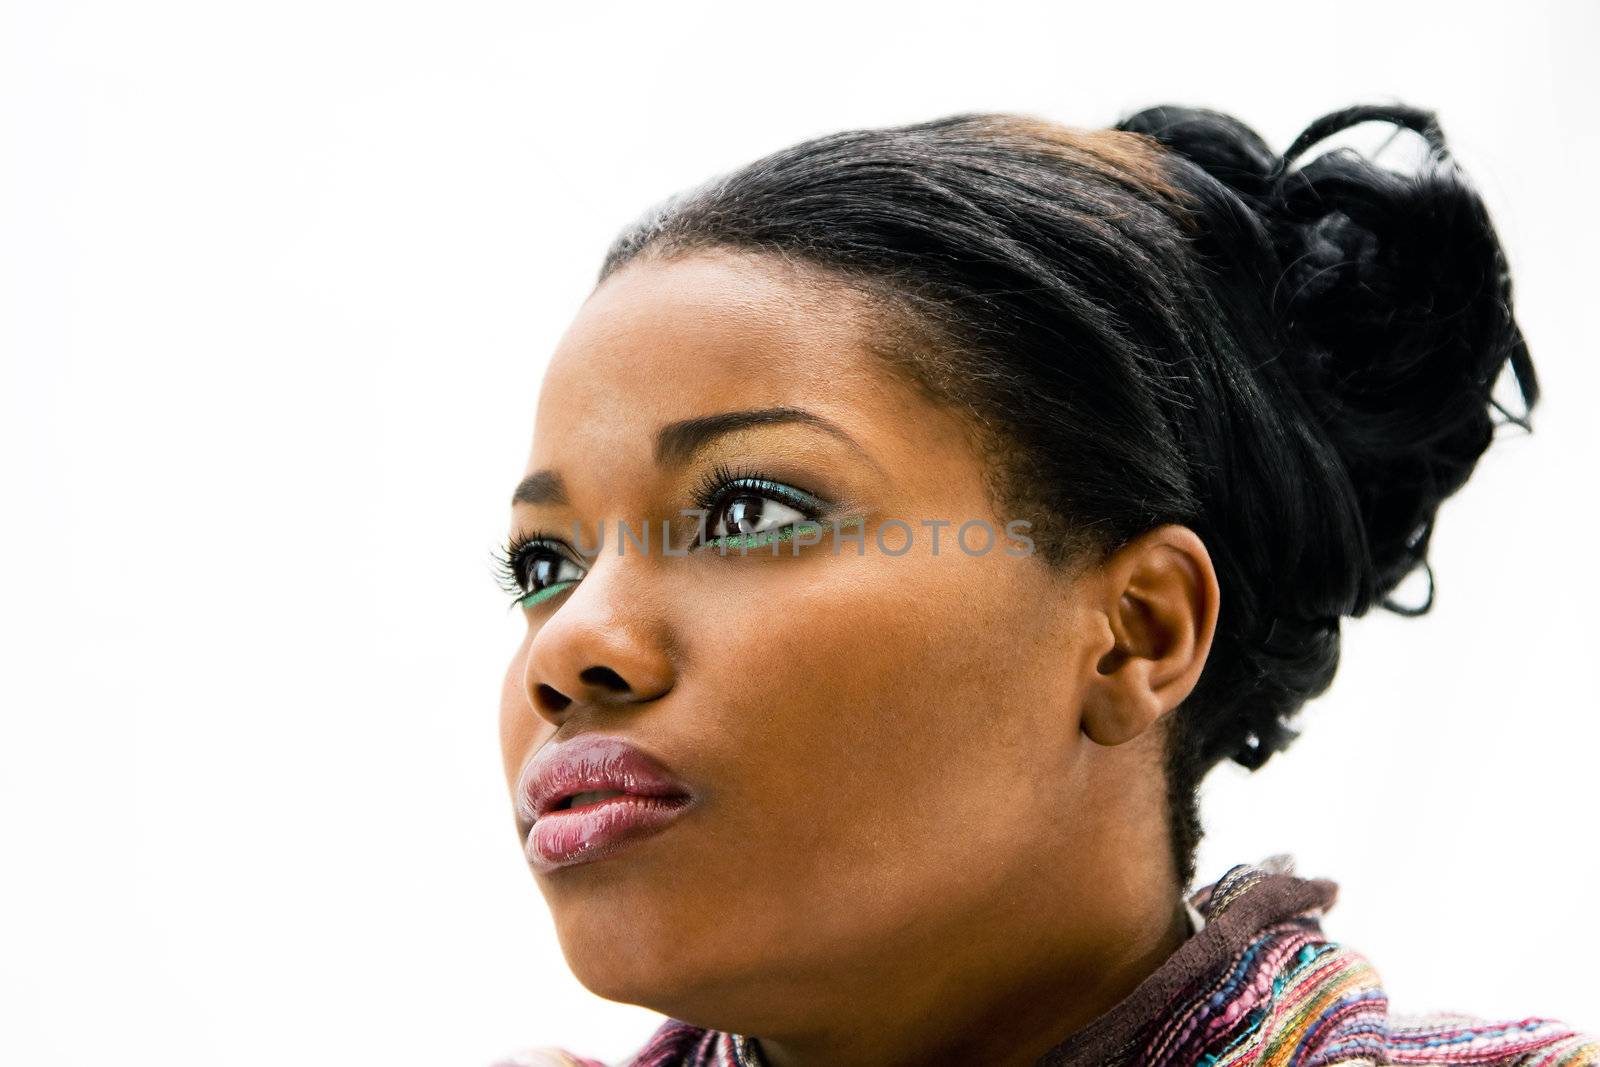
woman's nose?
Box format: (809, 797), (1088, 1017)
(520, 565), (676, 724)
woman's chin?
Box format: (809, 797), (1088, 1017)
(553, 910), (720, 1003)
(562, 945), (741, 1021)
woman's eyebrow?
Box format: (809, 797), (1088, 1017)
(511, 406), (874, 507)
(511, 469), (568, 507)
(654, 406), (869, 467)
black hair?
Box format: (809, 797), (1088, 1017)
(596, 102), (1538, 890)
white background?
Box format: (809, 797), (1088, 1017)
(3, 2), (1596, 1064)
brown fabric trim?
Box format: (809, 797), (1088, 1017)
(1034, 873), (1340, 1067)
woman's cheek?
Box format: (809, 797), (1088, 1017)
(499, 645), (532, 781)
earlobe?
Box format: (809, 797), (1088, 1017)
(1082, 653), (1164, 747)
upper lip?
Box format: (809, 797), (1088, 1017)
(517, 733), (693, 826)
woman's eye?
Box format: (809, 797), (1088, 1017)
(706, 492), (808, 542)
(697, 478), (827, 550)
(512, 546), (587, 607)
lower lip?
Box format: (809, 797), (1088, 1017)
(526, 794), (694, 873)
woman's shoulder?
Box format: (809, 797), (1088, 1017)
(1187, 858), (1600, 1065)
(490, 1000), (1600, 1067)
(1378, 1009), (1600, 1066)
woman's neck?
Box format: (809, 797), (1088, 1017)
(750, 875), (1193, 1067)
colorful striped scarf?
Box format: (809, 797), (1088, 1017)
(497, 855), (1598, 1066)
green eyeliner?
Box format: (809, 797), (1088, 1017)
(708, 514), (865, 551)
(507, 499), (864, 607)
(713, 521), (825, 550)
(519, 580), (578, 608)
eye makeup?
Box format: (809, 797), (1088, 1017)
(689, 461), (835, 551)
(492, 461), (850, 609)
(491, 529), (588, 610)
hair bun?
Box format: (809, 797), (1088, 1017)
(1124, 102), (1539, 617)
(1268, 105), (1538, 614)
(1116, 104), (1281, 197)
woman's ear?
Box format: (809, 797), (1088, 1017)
(1078, 524), (1220, 748)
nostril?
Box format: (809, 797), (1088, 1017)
(578, 665), (630, 693)
(534, 683), (572, 715)
(531, 665), (652, 720)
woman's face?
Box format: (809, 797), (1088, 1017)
(499, 249), (1178, 1044)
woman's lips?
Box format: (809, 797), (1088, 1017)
(524, 793), (695, 873)
(515, 733), (696, 874)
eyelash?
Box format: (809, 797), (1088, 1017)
(490, 463), (830, 609)
(689, 461), (824, 522)
(489, 528), (580, 612)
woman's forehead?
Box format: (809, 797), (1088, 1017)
(514, 252), (994, 520)
(529, 253), (918, 459)
(549, 253), (879, 395)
